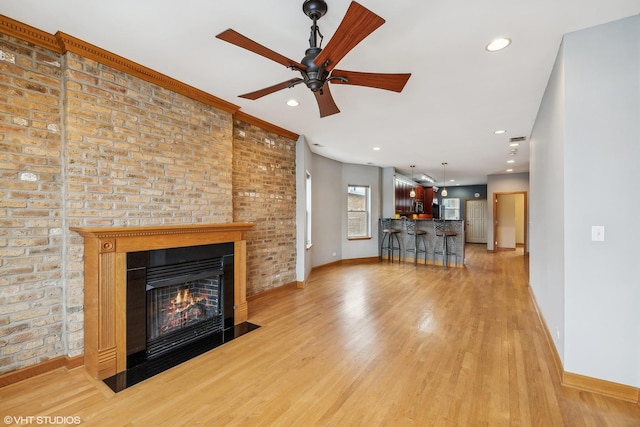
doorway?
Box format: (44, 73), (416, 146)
(465, 198), (487, 243)
(493, 192), (527, 253)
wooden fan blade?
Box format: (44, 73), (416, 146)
(216, 29), (306, 70)
(239, 78), (303, 100)
(313, 2), (385, 72)
(314, 85), (340, 118)
(330, 70), (411, 92)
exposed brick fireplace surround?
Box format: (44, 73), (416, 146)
(0, 17), (298, 384)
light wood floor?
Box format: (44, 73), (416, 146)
(2, 245), (639, 426)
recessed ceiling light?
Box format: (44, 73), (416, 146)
(506, 169), (514, 172)
(494, 129), (506, 134)
(509, 142), (520, 147)
(507, 159), (515, 164)
(286, 99), (300, 107)
(373, 147), (381, 151)
(486, 37), (511, 52)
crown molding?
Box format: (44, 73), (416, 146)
(55, 31), (239, 115)
(234, 111), (299, 141)
(0, 14), (61, 52)
(1, 14), (300, 139)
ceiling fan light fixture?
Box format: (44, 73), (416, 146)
(486, 37), (511, 52)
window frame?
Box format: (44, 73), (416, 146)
(347, 184), (371, 240)
(305, 170), (312, 249)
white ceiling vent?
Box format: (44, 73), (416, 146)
(509, 136), (527, 143)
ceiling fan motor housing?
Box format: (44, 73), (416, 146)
(301, 47), (328, 91)
(303, 0), (328, 20)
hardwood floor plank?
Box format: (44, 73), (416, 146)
(1, 245), (639, 426)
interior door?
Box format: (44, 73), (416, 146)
(465, 199), (487, 243)
(496, 194), (517, 249)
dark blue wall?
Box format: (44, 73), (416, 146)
(435, 185), (488, 219)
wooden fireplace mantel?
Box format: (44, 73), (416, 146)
(71, 222), (255, 379)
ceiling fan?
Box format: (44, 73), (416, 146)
(216, 0), (411, 118)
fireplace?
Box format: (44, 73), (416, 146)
(70, 223), (257, 389)
(126, 243), (234, 367)
(93, 241), (262, 392)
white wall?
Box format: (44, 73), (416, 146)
(310, 154), (343, 267)
(529, 42), (567, 365)
(296, 136), (314, 282)
(562, 15), (640, 387)
(381, 167), (396, 219)
(530, 15), (640, 388)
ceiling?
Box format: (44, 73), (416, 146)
(2, 1), (638, 185)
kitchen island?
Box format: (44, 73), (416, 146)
(380, 218), (465, 267)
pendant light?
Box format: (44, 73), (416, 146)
(409, 165), (416, 198)
(441, 162), (448, 197)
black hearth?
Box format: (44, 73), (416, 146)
(103, 242), (259, 393)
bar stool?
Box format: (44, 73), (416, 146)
(433, 219), (458, 268)
(379, 218), (402, 263)
(404, 218), (428, 265)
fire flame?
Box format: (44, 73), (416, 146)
(171, 288), (208, 313)
(175, 289), (189, 305)
(158, 287), (212, 334)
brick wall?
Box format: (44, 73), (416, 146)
(233, 121), (297, 296)
(0, 30), (297, 375)
(62, 52), (235, 357)
(0, 34), (65, 374)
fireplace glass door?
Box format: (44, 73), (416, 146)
(146, 272), (223, 359)
(126, 243), (234, 366)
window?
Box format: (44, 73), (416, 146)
(305, 171), (312, 248)
(347, 185), (371, 239)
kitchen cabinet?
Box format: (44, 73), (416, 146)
(394, 178), (434, 216)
